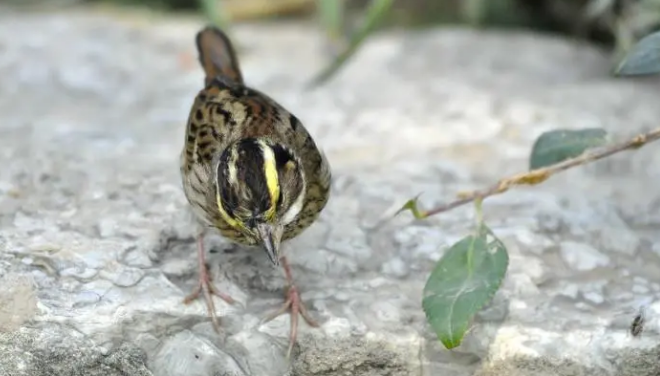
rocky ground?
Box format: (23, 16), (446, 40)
(1, 5), (660, 376)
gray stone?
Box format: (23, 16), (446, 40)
(559, 241), (611, 271)
(1, 5), (660, 376)
(0, 273), (37, 332)
(0, 326), (152, 376)
(149, 330), (247, 376)
(292, 334), (421, 376)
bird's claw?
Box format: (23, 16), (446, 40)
(263, 284), (319, 358)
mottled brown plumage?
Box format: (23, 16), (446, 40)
(179, 26), (331, 357)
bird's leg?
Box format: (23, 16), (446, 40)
(183, 229), (235, 333)
(263, 255), (319, 358)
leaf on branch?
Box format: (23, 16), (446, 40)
(422, 223), (508, 349)
(615, 31), (660, 76)
(394, 195), (427, 220)
(529, 128), (609, 170)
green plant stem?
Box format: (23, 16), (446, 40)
(318, 0), (344, 43)
(199, 0), (228, 29)
(307, 0), (394, 87)
(474, 197), (483, 224)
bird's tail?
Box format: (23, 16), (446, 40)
(195, 26), (244, 86)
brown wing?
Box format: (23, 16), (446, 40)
(280, 110), (332, 240)
(181, 25), (246, 175)
(179, 87), (255, 244)
(179, 28), (249, 238)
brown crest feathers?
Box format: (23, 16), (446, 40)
(195, 26), (244, 86)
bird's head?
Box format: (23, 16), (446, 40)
(215, 137), (306, 266)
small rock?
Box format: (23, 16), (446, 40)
(160, 258), (195, 277)
(0, 273), (37, 332)
(151, 330), (245, 376)
(633, 276), (648, 285)
(632, 284), (649, 294)
(105, 265), (145, 288)
(508, 274), (541, 298)
(598, 226), (640, 256)
(583, 291), (605, 305)
(371, 301), (402, 323)
(72, 290), (102, 308)
(394, 226), (453, 261)
(97, 219), (118, 238)
(558, 283), (580, 299)
(325, 221), (371, 262)
(380, 257), (408, 278)
(513, 228), (554, 255)
(121, 247), (153, 268)
(559, 241), (610, 271)
(60, 266), (98, 280)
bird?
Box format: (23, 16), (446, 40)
(179, 25), (332, 357)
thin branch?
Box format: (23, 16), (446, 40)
(418, 127), (660, 218)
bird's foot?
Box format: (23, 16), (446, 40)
(183, 263), (235, 333)
(263, 284), (319, 358)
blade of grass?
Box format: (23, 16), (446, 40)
(317, 0), (345, 45)
(461, 0), (488, 27)
(307, 0), (394, 88)
(199, 0), (229, 29)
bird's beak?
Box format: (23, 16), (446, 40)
(256, 222), (284, 266)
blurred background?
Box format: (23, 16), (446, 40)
(4, 0), (660, 82)
(1, 2), (659, 374)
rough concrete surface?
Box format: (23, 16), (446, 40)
(1, 5), (660, 376)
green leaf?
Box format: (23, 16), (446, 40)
(317, 0), (345, 48)
(529, 128), (609, 170)
(199, 0), (230, 30)
(614, 31), (660, 76)
(394, 195), (427, 220)
(461, 0), (488, 27)
(307, 0), (394, 88)
(422, 223), (508, 349)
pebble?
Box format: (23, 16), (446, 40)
(559, 241), (610, 271)
(381, 257), (408, 278)
(632, 284), (650, 294)
(583, 291), (605, 305)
